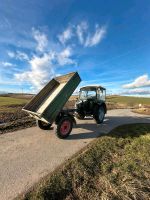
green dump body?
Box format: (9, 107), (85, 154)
(23, 72), (81, 123)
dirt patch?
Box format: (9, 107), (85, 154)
(106, 102), (129, 110)
(0, 106), (27, 123)
(132, 107), (150, 115)
(0, 117), (36, 134)
(0, 105), (36, 134)
(0, 98), (77, 134)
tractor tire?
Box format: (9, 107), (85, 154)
(55, 116), (73, 139)
(93, 106), (105, 124)
(36, 120), (52, 130)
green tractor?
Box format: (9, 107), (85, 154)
(75, 86), (107, 124)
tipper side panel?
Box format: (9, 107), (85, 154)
(55, 72), (76, 83)
(42, 72), (81, 123)
(23, 79), (59, 112)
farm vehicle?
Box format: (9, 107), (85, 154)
(23, 72), (107, 139)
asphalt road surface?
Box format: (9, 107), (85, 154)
(0, 109), (149, 200)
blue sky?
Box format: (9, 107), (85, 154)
(0, 0), (150, 95)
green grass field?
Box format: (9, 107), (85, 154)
(0, 96), (30, 107)
(0, 95), (149, 108)
(107, 95), (150, 106)
(19, 123), (150, 200)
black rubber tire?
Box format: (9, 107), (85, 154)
(76, 113), (85, 120)
(93, 106), (105, 124)
(55, 116), (73, 139)
(36, 120), (52, 130)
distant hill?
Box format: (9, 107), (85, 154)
(0, 91), (8, 94)
(0, 93), (34, 99)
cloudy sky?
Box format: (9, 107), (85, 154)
(0, 0), (150, 96)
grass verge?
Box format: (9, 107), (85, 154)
(17, 123), (150, 200)
(107, 95), (150, 107)
(0, 96), (29, 106)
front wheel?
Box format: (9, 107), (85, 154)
(36, 120), (52, 130)
(55, 116), (73, 139)
(93, 106), (105, 124)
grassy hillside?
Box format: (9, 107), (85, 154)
(1, 94), (149, 133)
(0, 96), (29, 107)
(107, 95), (150, 106)
(19, 123), (150, 200)
(68, 95), (150, 109)
(0, 94), (149, 108)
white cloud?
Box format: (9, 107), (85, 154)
(122, 88), (150, 95)
(15, 53), (55, 90)
(85, 25), (106, 47)
(32, 28), (48, 52)
(122, 74), (150, 89)
(76, 22), (106, 47)
(58, 21), (107, 47)
(16, 51), (29, 61)
(58, 27), (73, 45)
(14, 48), (76, 91)
(76, 21), (88, 45)
(1, 62), (15, 67)
(8, 50), (29, 61)
(57, 47), (76, 66)
(13, 22), (106, 91)
(7, 51), (15, 58)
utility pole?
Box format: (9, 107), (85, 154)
(21, 87), (23, 95)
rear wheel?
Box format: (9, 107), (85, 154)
(36, 120), (52, 130)
(93, 106), (105, 124)
(55, 116), (73, 139)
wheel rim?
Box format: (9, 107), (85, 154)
(99, 108), (104, 121)
(60, 120), (71, 135)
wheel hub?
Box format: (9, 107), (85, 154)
(60, 120), (71, 135)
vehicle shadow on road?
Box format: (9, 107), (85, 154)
(67, 115), (150, 140)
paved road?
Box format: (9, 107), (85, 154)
(0, 109), (149, 200)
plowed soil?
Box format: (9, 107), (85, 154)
(0, 105), (36, 134)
